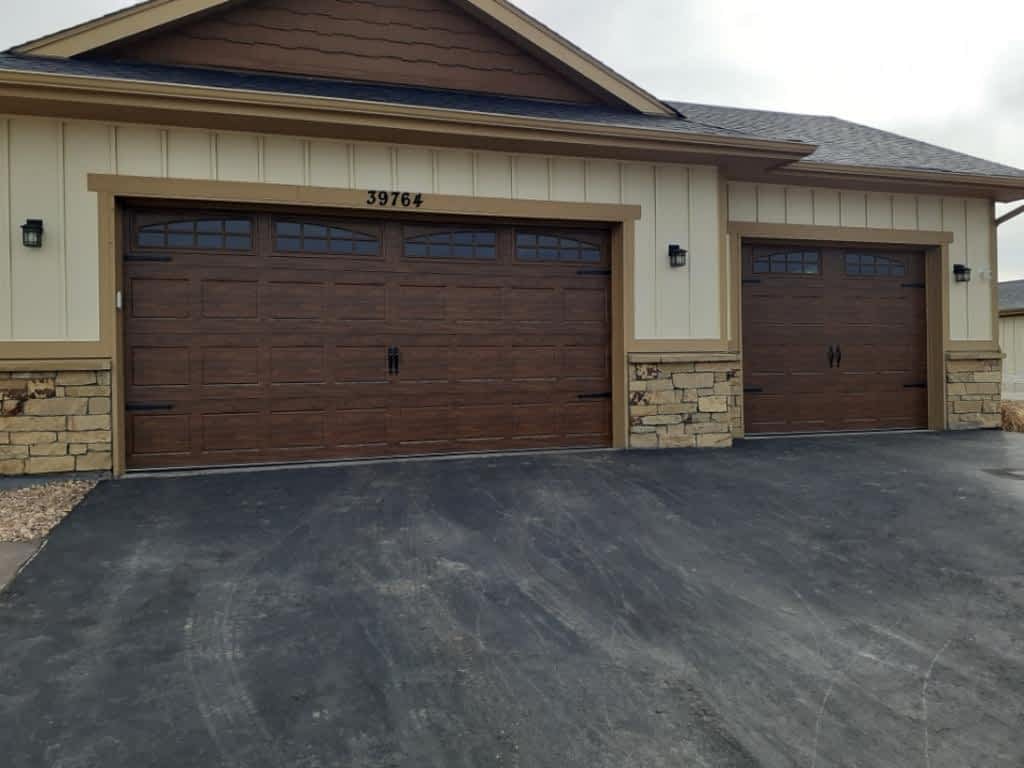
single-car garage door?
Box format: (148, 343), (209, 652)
(123, 207), (612, 469)
(742, 243), (928, 434)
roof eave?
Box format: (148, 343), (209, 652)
(776, 160), (1024, 203)
(0, 68), (817, 165)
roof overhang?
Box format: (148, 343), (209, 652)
(11, 0), (676, 116)
(756, 160), (1024, 203)
(0, 68), (816, 169)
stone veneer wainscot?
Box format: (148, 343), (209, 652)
(628, 353), (742, 449)
(946, 351), (1003, 429)
(0, 363), (113, 475)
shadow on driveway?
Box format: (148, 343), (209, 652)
(2, 431), (1023, 767)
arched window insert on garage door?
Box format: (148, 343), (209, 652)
(135, 216), (253, 250)
(844, 252), (906, 277)
(751, 247), (820, 275)
(515, 231), (604, 263)
(273, 219), (381, 257)
(403, 227), (498, 260)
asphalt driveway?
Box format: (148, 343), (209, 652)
(2, 432), (1023, 767)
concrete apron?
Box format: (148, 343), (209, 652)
(0, 541), (41, 591)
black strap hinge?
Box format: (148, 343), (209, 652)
(742, 278), (761, 284)
(578, 392), (612, 400)
(901, 282), (926, 288)
(126, 403), (175, 412)
(903, 382), (928, 389)
(743, 386), (764, 393)
(576, 269), (611, 276)
(124, 253), (173, 263)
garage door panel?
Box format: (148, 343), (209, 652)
(201, 345), (261, 386)
(124, 210), (612, 468)
(128, 413), (192, 457)
(201, 412), (264, 453)
(270, 346), (326, 384)
(265, 281), (326, 320)
(201, 279), (260, 319)
(744, 345), (828, 376)
(128, 277), (192, 319)
(269, 410), (327, 450)
(129, 345), (192, 388)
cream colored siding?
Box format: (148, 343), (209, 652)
(0, 115), (722, 343)
(1001, 315), (1024, 398)
(728, 182), (996, 342)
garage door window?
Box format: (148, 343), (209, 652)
(274, 220), (380, 257)
(137, 217), (253, 250)
(844, 252), (906, 277)
(752, 248), (820, 275)
(404, 228), (497, 259)
(515, 232), (603, 263)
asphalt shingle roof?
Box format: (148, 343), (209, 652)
(671, 101), (1024, 179)
(1000, 280), (1024, 312)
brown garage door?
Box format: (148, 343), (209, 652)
(122, 207), (612, 469)
(742, 243), (928, 434)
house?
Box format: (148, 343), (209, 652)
(1000, 280), (1024, 399)
(0, 0), (1020, 476)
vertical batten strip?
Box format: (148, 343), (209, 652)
(0, 118), (10, 340)
(59, 122), (69, 337)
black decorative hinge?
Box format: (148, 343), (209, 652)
(903, 382), (928, 389)
(743, 386), (764, 393)
(576, 269), (611, 276)
(578, 392), (612, 400)
(126, 403), (175, 412)
(742, 279), (761, 285)
(901, 282), (926, 288)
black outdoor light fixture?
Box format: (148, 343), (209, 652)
(953, 263), (972, 283)
(21, 219), (44, 249)
(669, 243), (688, 268)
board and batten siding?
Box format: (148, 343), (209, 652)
(0, 115), (721, 344)
(1000, 314), (1024, 398)
(728, 182), (996, 342)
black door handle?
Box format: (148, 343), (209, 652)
(387, 347), (398, 376)
(394, 347), (400, 376)
(828, 345), (835, 368)
(836, 344), (842, 368)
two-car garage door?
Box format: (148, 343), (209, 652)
(123, 207), (613, 470)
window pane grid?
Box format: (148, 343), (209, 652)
(137, 218), (252, 250)
(752, 249), (819, 275)
(844, 252), (906, 277)
(274, 221), (379, 257)
(515, 232), (602, 263)
(404, 229), (498, 260)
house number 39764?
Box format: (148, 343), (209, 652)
(366, 190), (425, 208)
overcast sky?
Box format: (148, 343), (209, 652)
(4, 1), (1023, 278)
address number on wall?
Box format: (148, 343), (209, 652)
(366, 190), (425, 208)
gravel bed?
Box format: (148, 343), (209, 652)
(0, 480), (97, 543)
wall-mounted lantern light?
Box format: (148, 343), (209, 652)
(953, 263), (972, 283)
(21, 219), (44, 249)
(669, 244), (687, 268)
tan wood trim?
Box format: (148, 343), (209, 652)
(92, 176), (636, 473)
(947, 340), (1002, 351)
(728, 221), (956, 246)
(732, 229), (952, 434)
(990, 204), (1000, 346)
(627, 339), (736, 353)
(717, 174), (731, 350)
(87, 174), (643, 222)
(0, 358), (112, 372)
(0, 342), (111, 359)
(926, 247), (946, 430)
(1001, 309), (1024, 318)
(946, 350), (1005, 360)
(628, 352), (741, 364)
(610, 222), (627, 449)
(728, 232), (742, 351)
(13, 0), (234, 57)
(0, 74), (816, 164)
(775, 162), (1024, 203)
